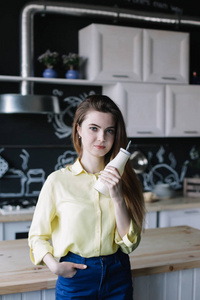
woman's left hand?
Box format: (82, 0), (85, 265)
(99, 166), (123, 201)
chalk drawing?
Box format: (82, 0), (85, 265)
(0, 149), (46, 198)
(20, 149), (29, 171)
(168, 152), (176, 169)
(0, 148), (9, 178)
(50, 91), (95, 139)
(156, 146), (165, 163)
(0, 168), (27, 198)
(25, 169), (45, 196)
(141, 146), (189, 191)
(55, 150), (77, 170)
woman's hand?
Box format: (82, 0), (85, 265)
(99, 166), (123, 200)
(43, 253), (87, 278)
(55, 261), (87, 278)
(99, 166), (131, 238)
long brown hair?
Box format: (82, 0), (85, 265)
(72, 94), (145, 230)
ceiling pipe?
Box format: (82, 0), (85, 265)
(20, 1), (200, 96)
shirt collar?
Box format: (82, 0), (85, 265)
(71, 157), (100, 176)
(71, 158), (86, 175)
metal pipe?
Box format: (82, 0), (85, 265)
(20, 1), (200, 95)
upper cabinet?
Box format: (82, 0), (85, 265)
(165, 85), (200, 137)
(104, 83), (200, 138)
(143, 29), (189, 84)
(79, 24), (189, 84)
(79, 24), (143, 82)
(103, 82), (165, 137)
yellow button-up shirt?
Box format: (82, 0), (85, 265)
(28, 158), (140, 265)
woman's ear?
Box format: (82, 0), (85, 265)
(77, 124), (81, 138)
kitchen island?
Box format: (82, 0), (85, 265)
(0, 226), (200, 300)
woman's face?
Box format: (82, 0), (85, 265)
(77, 110), (116, 159)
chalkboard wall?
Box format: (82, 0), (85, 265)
(0, 0), (200, 203)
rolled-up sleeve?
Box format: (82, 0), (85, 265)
(29, 237), (54, 265)
(115, 219), (141, 254)
(28, 175), (56, 265)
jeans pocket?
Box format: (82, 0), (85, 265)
(58, 268), (79, 284)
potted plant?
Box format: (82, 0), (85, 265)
(38, 49), (59, 78)
(62, 53), (81, 79)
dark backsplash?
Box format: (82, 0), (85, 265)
(1, 86), (200, 200)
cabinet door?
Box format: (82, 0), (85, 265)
(159, 208), (200, 229)
(0, 223), (3, 241)
(103, 83), (165, 137)
(79, 24), (143, 82)
(143, 29), (189, 84)
(4, 221), (31, 240)
(165, 85), (200, 136)
(145, 212), (157, 229)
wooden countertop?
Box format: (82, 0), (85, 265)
(0, 212), (33, 223)
(0, 238), (57, 295)
(145, 196), (200, 212)
(0, 196), (200, 223)
(130, 225), (200, 277)
(0, 226), (200, 295)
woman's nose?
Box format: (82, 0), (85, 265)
(98, 131), (105, 141)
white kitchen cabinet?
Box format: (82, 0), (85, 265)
(3, 221), (31, 240)
(159, 208), (200, 229)
(79, 24), (143, 82)
(103, 82), (165, 137)
(144, 211), (157, 229)
(0, 223), (3, 241)
(165, 85), (200, 137)
(0, 289), (55, 300)
(79, 24), (189, 85)
(143, 29), (189, 84)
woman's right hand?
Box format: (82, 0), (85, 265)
(55, 261), (87, 278)
(43, 252), (87, 278)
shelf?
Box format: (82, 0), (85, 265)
(0, 75), (116, 86)
(0, 75), (23, 82)
(0, 75), (189, 87)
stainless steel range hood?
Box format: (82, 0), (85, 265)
(0, 94), (60, 114)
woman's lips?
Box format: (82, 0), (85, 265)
(94, 145), (105, 150)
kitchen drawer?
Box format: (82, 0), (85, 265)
(3, 221), (31, 240)
(159, 208), (200, 229)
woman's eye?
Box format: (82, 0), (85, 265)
(107, 129), (115, 134)
(90, 127), (97, 131)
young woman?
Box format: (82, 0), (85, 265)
(28, 94), (145, 299)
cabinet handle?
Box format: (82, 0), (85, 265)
(184, 131), (198, 134)
(112, 75), (129, 78)
(184, 210), (199, 214)
(162, 77), (177, 80)
(137, 131), (153, 134)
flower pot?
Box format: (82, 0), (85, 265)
(65, 69), (79, 79)
(43, 68), (57, 78)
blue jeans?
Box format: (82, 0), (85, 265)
(55, 249), (133, 299)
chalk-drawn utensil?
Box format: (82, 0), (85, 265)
(0, 156), (9, 178)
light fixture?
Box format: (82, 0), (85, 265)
(0, 94), (60, 114)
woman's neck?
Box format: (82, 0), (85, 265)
(80, 155), (105, 174)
